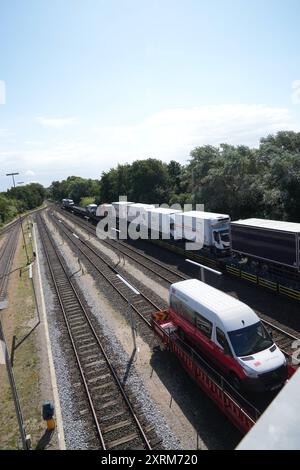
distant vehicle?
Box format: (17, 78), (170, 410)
(85, 203), (98, 215)
(169, 279), (288, 392)
(174, 211), (231, 254)
(62, 198), (74, 207)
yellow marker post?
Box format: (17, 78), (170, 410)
(47, 418), (55, 431)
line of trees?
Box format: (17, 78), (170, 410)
(48, 130), (300, 222)
(49, 176), (100, 206)
(0, 183), (46, 226)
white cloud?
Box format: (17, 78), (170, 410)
(96, 104), (295, 160)
(0, 103), (299, 190)
(35, 116), (78, 128)
(25, 170), (35, 177)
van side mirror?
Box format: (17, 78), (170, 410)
(268, 329), (273, 338)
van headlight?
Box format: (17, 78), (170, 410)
(239, 361), (259, 378)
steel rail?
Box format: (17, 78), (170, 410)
(38, 214), (152, 450)
(49, 212), (162, 328)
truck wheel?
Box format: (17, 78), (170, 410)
(229, 373), (241, 391)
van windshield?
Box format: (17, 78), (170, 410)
(228, 321), (273, 356)
(218, 229), (229, 242)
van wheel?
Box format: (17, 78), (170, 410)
(229, 373), (241, 391)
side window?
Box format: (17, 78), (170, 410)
(213, 231), (219, 242)
(195, 313), (213, 338)
(170, 295), (179, 313)
(181, 302), (195, 324)
(170, 296), (194, 324)
(216, 327), (232, 356)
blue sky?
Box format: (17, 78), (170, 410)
(1, 0), (300, 190)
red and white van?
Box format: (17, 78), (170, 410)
(169, 279), (288, 392)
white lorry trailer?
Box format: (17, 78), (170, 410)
(142, 207), (181, 238)
(111, 201), (134, 219)
(127, 203), (155, 223)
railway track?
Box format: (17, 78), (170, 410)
(53, 208), (300, 365)
(261, 318), (300, 359)
(48, 211), (165, 330)
(0, 218), (20, 238)
(0, 224), (20, 302)
(56, 207), (188, 284)
(37, 214), (154, 450)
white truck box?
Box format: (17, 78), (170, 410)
(97, 203), (113, 217)
(111, 201), (134, 219)
(127, 203), (155, 222)
(142, 207), (181, 238)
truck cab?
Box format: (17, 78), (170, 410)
(174, 211), (231, 254)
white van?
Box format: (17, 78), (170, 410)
(169, 279), (288, 392)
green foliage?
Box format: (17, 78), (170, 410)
(181, 132), (300, 221)
(99, 159), (171, 203)
(0, 182), (45, 226)
(49, 176), (100, 204)
(7, 183), (46, 212)
(48, 130), (300, 223)
(0, 195), (19, 225)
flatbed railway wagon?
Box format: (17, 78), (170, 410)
(151, 309), (296, 436)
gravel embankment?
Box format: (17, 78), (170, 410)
(38, 216), (180, 449)
(36, 227), (90, 449)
